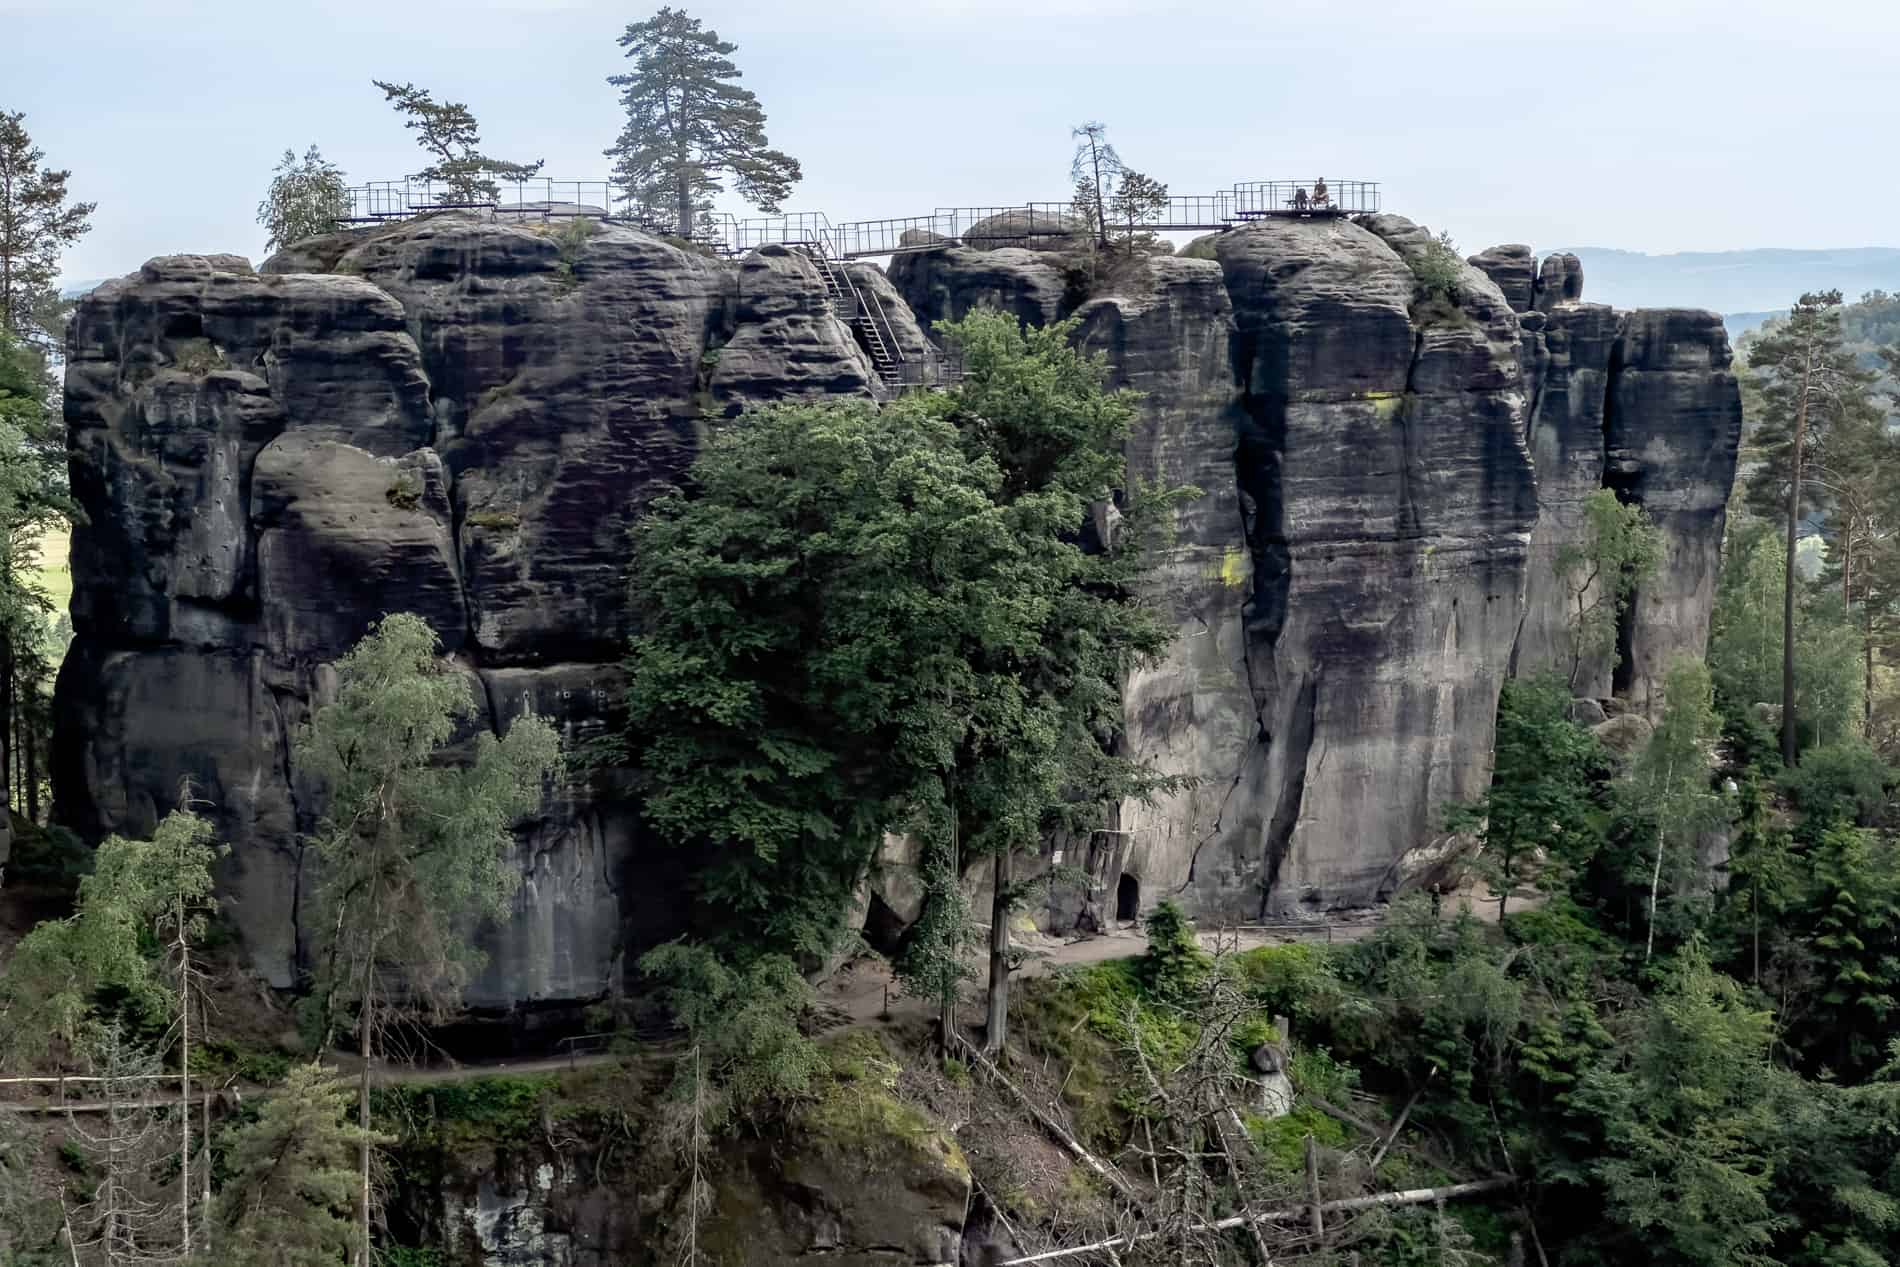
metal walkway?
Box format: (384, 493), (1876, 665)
(338, 177), (1380, 388)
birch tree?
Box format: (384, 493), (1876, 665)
(297, 613), (560, 1267)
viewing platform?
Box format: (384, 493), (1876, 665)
(338, 177), (1383, 259)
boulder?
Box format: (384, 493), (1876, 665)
(1511, 302), (1621, 692)
(1567, 697), (1608, 726)
(887, 245), (1069, 336)
(709, 246), (877, 410)
(959, 208), (1079, 252)
(1593, 712), (1654, 755)
(1534, 252), (1585, 311)
(1467, 244), (1537, 313)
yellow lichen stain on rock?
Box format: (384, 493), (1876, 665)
(1220, 546), (1248, 589)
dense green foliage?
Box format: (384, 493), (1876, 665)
(623, 311), (1191, 1032)
(1445, 676), (1609, 918)
(0, 807), (221, 1061)
(604, 7), (801, 236)
(256, 145), (349, 252)
(213, 1064), (385, 1267)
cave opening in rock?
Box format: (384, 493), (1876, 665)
(1116, 873), (1140, 922)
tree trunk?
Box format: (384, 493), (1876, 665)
(177, 915), (191, 1257)
(1782, 379), (1809, 766)
(984, 849), (1011, 1054)
(1866, 616), (1876, 734)
(1645, 762), (1672, 963)
(23, 711), (37, 825)
(356, 994), (373, 1267)
(675, 169), (693, 240)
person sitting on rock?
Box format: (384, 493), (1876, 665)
(1290, 186), (1310, 212)
(1311, 177), (1330, 209)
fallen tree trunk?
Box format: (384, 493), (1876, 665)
(998, 1178), (1513, 1265)
(953, 1032), (1141, 1204)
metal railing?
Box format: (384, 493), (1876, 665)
(340, 176), (1384, 256)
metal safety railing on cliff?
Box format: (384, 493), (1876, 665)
(338, 176), (1383, 256)
(337, 176), (1380, 390)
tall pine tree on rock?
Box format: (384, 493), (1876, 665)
(1744, 290), (1880, 764)
(604, 8), (802, 237)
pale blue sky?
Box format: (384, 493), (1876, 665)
(6, 0), (1896, 287)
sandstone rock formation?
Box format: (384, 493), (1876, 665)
(56, 215), (879, 1006)
(56, 209), (1743, 1000)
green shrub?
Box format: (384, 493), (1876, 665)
(1288, 1045), (1359, 1103)
(385, 475), (422, 511)
(1781, 738), (1890, 829)
(1245, 1104), (1348, 1176)
(466, 510), (522, 531)
(1139, 899), (1210, 1002)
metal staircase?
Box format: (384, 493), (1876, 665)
(795, 236), (906, 390)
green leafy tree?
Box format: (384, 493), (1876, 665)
(1069, 122), (1122, 250)
(623, 398), (1028, 960)
(0, 807), (221, 1063)
(1743, 290), (1881, 764)
(0, 110), (94, 343)
(1444, 675), (1606, 919)
(624, 316), (1191, 1051)
(934, 312), (1193, 1052)
(370, 81), (543, 205)
(256, 145), (350, 252)
(295, 613), (560, 1267)
(213, 1063), (387, 1267)
(1625, 659), (1727, 961)
(1554, 489), (1663, 691)
(604, 8), (802, 238)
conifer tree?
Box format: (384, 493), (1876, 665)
(1069, 123), (1121, 250)
(371, 81), (543, 205)
(213, 1064), (385, 1267)
(0, 109), (94, 344)
(1744, 290), (1880, 764)
(604, 8), (802, 238)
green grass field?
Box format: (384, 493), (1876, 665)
(30, 525), (70, 617)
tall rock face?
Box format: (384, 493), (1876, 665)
(1494, 254), (1743, 711)
(55, 215), (875, 1006)
(1214, 217), (1538, 914)
(1605, 308), (1741, 712)
(57, 210), (1745, 996)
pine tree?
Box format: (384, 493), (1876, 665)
(1743, 291), (1880, 764)
(1627, 658), (1726, 961)
(371, 81), (543, 206)
(1069, 123), (1122, 251)
(1107, 169), (1169, 255)
(256, 146), (350, 252)
(213, 1064), (386, 1267)
(604, 8), (802, 238)
(296, 613), (559, 1267)
(0, 110), (94, 344)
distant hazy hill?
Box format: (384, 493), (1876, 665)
(1549, 247), (1900, 321)
(59, 279), (110, 300)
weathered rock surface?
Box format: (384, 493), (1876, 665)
(1069, 256), (1254, 922)
(57, 208), (1745, 986)
(1606, 308), (1742, 712)
(1467, 243), (1536, 313)
(886, 245), (1069, 332)
(1212, 215), (1536, 913)
(959, 208), (1079, 252)
(56, 214), (894, 1003)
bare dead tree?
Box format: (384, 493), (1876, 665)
(62, 1025), (180, 1267)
